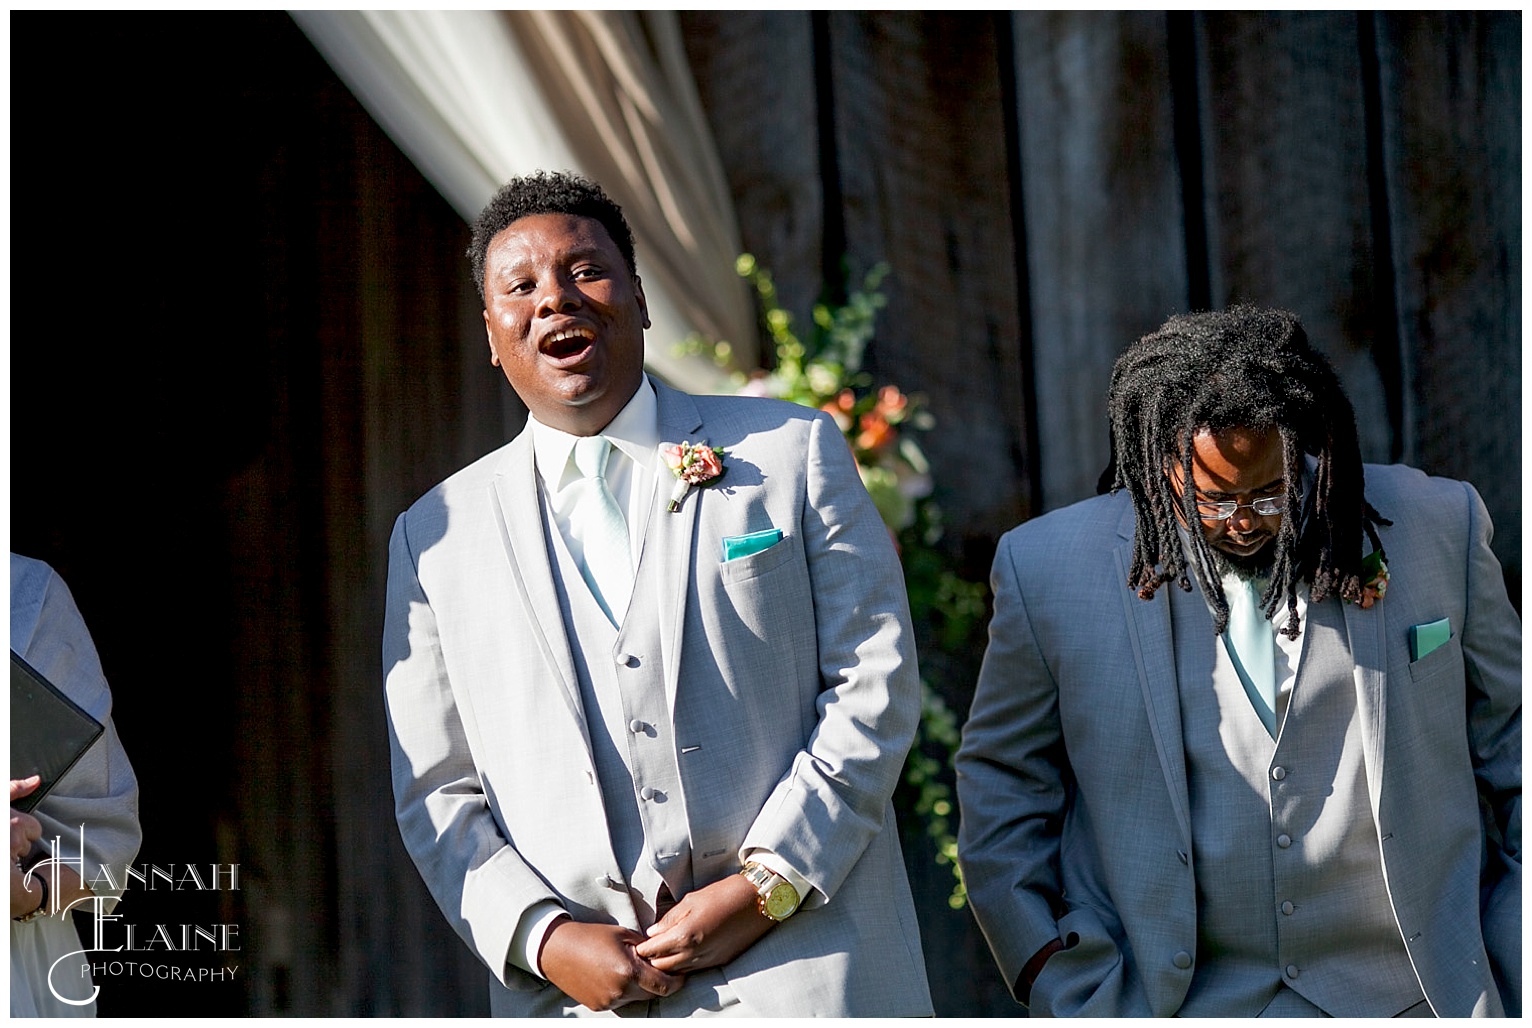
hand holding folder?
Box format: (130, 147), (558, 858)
(10, 650), (104, 814)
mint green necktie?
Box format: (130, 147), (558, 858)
(570, 436), (633, 625)
(1222, 572), (1277, 738)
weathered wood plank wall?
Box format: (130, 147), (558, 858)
(685, 9), (1520, 578)
(1196, 12), (1395, 462)
(1374, 12), (1521, 577)
(835, 13), (1034, 564)
(666, 13), (826, 349)
(1012, 11), (1189, 510)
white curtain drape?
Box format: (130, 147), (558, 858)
(291, 10), (757, 391)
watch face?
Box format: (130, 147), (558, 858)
(763, 881), (800, 920)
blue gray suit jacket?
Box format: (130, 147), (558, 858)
(382, 383), (932, 1016)
(956, 464), (1521, 1016)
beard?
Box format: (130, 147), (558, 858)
(1208, 538), (1278, 581)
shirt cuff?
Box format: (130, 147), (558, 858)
(743, 849), (822, 910)
(508, 900), (569, 978)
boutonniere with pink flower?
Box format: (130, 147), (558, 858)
(1348, 549), (1389, 609)
(662, 440), (727, 512)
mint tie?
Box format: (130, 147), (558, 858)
(570, 436), (633, 625)
(1222, 572), (1277, 738)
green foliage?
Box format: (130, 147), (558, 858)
(905, 682), (968, 909)
(729, 252), (888, 404)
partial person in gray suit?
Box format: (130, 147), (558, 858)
(956, 307), (1520, 1017)
(382, 171), (931, 1016)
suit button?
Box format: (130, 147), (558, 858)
(1285, 964), (1300, 980)
(1271, 766), (1287, 781)
(618, 653), (640, 668)
(1172, 951), (1192, 969)
(1280, 901), (1295, 915)
(1276, 833), (1292, 848)
(629, 719), (645, 734)
(640, 786), (656, 801)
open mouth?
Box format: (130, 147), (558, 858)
(542, 326), (596, 363)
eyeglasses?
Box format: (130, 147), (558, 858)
(1194, 495), (1285, 521)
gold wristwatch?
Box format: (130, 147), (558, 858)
(740, 861), (801, 922)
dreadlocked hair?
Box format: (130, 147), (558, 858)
(1098, 305), (1390, 639)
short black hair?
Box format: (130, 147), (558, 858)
(1099, 305), (1390, 637)
(467, 171), (637, 301)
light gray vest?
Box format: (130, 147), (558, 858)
(543, 496), (693, 929)
(1174, 587), (1425, 1017)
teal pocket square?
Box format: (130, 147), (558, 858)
(722, 528), (782, 562)
(1409, 618), (1451, 661)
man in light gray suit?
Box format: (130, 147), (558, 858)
(957, 307), (1520, 1017)
(382, 171), (931, 1016)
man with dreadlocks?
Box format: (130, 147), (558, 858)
(956, 306), (1520, 1017)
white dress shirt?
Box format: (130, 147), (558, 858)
(530, 374), (660, 570)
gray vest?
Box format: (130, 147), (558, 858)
(543, 495), (693, 929)
(1174, 588), (1425, 1017)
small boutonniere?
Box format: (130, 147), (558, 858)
(1348, 549), (1389, 609)
(662, 440), (727, 512)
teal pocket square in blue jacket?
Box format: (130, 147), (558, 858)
(722, 528), (782, 562)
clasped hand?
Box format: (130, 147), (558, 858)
(538, 919), (680, 1012)
(541, 874), (774, 1011)
(636, 872), (773, 974)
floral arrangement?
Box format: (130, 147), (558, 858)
(1349, 549), (1389, 608)
(662, 440), (726, 511)
(682, 254), (983, 908)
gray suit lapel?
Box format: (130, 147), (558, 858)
(1340, 590), (1386, 813)
(655, 384), (707, 716)
(488, 431), (590, 748)
(651, 383), (704, 715)
(1113, 508), (1193, 847)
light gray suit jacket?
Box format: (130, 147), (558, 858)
(382, 383), (932, 1016)
(955, 464), (1521, 1017)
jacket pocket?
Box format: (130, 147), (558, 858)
(718, 532), (797, 585)
(1407, 632), (1462, 685)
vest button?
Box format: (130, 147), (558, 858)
(1285, 964), (1300, 980)
(640, 786), (656, 801)
(1280, 900), (1295, 915)
(1271, 766), (1287, 781)
(1172, 951), (1192, 969)
(1276, 833), (1292, 848)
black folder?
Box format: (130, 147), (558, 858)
(10, 650), (104, 813)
